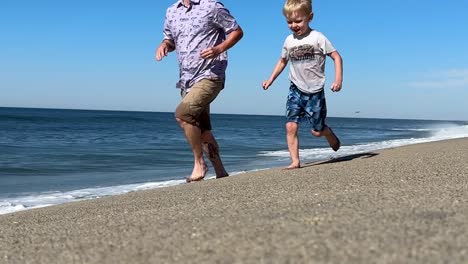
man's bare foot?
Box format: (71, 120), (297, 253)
(186, 176), (204, 183)
(283, 163), (301, 170)
(216, 173), (229, 179)
(186, 165), (208, 183)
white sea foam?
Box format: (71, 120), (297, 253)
(259, 125), (468, 161)
(390, 128), (434, 131)
(0, 180), (185, 215)
(1, 125), (467, 216)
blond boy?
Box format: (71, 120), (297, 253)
(262, 0), (343, 169)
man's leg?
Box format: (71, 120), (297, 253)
(285, 121), (300, 169)
(176, 118), (207, 181)
(175, 79), (224, 182)
(201, 130), (229, 178)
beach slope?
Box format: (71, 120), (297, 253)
(1, 138), (468, 263)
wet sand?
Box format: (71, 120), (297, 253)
(1, 138), (468, 263)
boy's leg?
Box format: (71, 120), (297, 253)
(175, 79), (224, 182)
(285, 121), (300, 169)
(305, 90), (340, 151)
(311, 126), (340, 151)
(285, 83), (304, 169)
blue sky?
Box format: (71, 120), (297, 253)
(1, 0), (467, 120)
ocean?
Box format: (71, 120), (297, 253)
(1, 107), (467, 215)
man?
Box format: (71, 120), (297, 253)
(155, 0), (243, 182)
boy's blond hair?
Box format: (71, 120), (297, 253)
(283, 0), (312, 18)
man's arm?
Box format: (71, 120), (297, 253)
(200, 27), (244, 59)
(155, 39), (175, 61)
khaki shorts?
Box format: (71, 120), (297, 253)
(175, 79), (224, 131)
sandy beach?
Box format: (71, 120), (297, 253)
(1, 138), (468, 263)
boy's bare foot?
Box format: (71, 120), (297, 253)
(186, 165), (208, 183)
(326, 127), (341, 152)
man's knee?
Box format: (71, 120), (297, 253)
(175, 101), (190, 122)
(175, 101), (201, 130)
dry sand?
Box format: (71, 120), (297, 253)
(1, 138), (468, 263)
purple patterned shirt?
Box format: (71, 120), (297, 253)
(163, 0), (239, 90)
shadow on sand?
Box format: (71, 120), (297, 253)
(301, 152), (379, 168)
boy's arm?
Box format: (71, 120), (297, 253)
(155, 39), (175, 61)
(200, 27), (244, 59)
(262, 57), (288, 90)
(328, 51), (343, 92)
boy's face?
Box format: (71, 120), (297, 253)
(286, 11), (313, 36)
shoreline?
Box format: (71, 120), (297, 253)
(1, 138), (468, 263)
(3, 133), (467, 216)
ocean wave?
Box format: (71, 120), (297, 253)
(259, 124), (468, 161)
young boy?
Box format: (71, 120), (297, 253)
(262, 0), (343, 169)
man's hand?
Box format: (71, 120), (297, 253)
(200, 46), (222, 59)
(156, 40), (174, 61)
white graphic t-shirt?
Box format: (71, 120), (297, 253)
(281, 29), (336, 94)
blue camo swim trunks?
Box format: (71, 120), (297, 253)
(286, 82), (327, 131)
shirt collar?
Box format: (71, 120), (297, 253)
(177, 0), (200, 8)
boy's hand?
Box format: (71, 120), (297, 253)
(328, 51), (343, 92)
(262, 79), (273, 90)
(331, 81), (342, 92)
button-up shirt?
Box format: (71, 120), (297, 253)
(163, 0), (239, 90)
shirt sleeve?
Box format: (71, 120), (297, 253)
(281, 38), (289, 59)
(317, 32), (336, 55)
(212, 2), (239, 34)
(163, 10), (173, 41)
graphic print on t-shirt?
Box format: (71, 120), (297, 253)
(289, 44), (315, 62)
